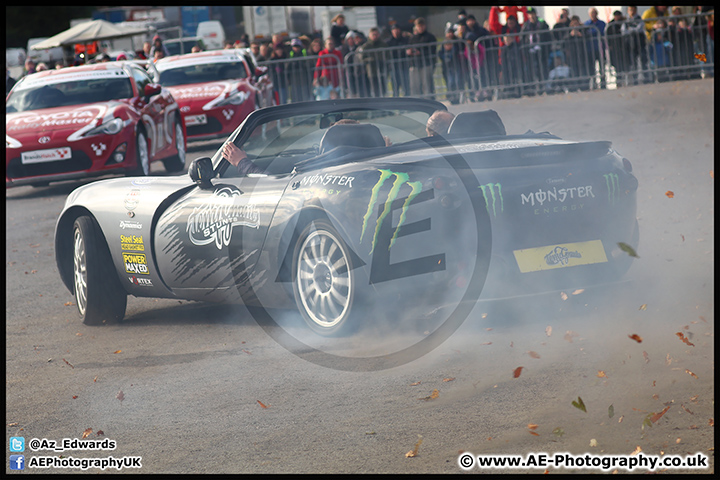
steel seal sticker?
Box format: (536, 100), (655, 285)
(513, 240), (608, 273)
(120, 234), (144, 252)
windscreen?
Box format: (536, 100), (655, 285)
(6, 71), (133, 113)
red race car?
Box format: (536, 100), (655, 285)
(6, 62), (186, 188)
(153, 49), (274, 142)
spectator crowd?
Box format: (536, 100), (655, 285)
(10, 7), (714, 102)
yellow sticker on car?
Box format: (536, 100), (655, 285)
(514, 240), (608, 273)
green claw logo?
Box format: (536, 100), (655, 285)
(361, 169), (422, 253)
(604, 173), (619, 205)
(478, 182), (503, 217)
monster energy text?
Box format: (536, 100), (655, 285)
(360, 169), (422, 253)
(521, 185), (595, 207)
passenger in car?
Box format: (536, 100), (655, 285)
(425, 110), (455, 137)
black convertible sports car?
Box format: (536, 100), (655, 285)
(54, 98), (639, 336)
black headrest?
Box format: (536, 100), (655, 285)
(319, 124), (386, 154)
(448, 110), (506, 137)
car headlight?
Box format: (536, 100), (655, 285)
(215, 90), (249, 107)
(84, 118), (124, 137)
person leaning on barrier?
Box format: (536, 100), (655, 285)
(386, 23), (411, 97)
(360, 27), (389, 97)
(622, 6), (650, 84)
(425, 110), (455, 137)
(407, 17), (437, 97)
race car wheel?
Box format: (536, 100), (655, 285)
(162, 121), (186, 173)
(132, 131), (150, 176)
(292, 219), (356, 336)
(72, 216), (127, 325)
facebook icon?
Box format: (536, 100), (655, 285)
(10, 454), (25, 470)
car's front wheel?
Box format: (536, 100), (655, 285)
(292, 219), (356, 336)
(72, 216), (127, 325)
(162, 121), (186, 173)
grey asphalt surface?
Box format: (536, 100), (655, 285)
(6, 78), (714, 474)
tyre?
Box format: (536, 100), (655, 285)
(162, 121), (186, 173)
(131, 131), (150, 176)
(291, 219), (356, 336)
(72, 216), (127, 325)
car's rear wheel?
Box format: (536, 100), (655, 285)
(162, 121), (186, 173)
(292, 219), (356, 336)
(72, 215), (127, 325)
(132, 131), (150, 176)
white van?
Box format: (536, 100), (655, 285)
(196, 21), (226, 50)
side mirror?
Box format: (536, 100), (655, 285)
(144, 83), (162, 98)
(188, 157), (215, 189)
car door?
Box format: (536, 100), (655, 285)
(128, 65), (175, 159)
(154, 173), (288, 302)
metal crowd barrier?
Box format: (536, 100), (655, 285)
(257, 12), (713, 105)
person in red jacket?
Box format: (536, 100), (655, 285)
(314, 37), (344, 91)
(489, 5), (528, 36)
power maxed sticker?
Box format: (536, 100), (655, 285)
(123, 252), (149, 275)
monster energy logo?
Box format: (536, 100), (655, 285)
(361, 169), (423, 253)
(479, 182), (503, 217)
(604, 173), (620, 205)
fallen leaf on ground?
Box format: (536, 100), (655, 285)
(665, 190), (674, 198)
(685, 369), (698, 379)
(420, 389), (440, 401)
(564, 330), (579, 343)
(643, 351), (649, 363)
(638, 304), (647, 310)
(257, 400), (269, 409)
(527, 351), (540, 359)
(681, 404), (694, 415)
(628, 334), (642, 343)
(513, 366), (524, 378)
(631, 446), (642, 455)
(571, 397), (587, 413)
(590, 438), (598, 447)
(597, 370), (607, 378)
(113, 350), (122, 354)
(409, 381), (421, 386)
(560, 291), (568, 301)
(116, 390), (124, 403)
(528, 423), (538, 430)
(62, 358), (74, 368)
(545, 326), (552, 337)
(676, 332), (695, 346)
(405, 435), (423, 458)
(442, 377), (455, 382)
(608, 404), (614, 418)
(528, 430), (540, 436)
(650, 405), (672, 423)
(82, 428), (92, 439)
